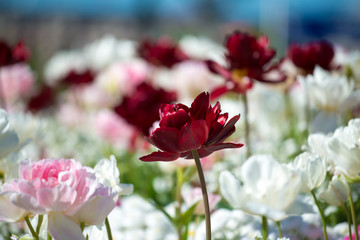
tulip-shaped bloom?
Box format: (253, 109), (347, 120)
(288, 40), (335, 74)
(326, 119), (360, 180)
(299, 66), (353, 112)
(206, 31), (285, 97)
(290, 152), (327, 193)
(140, 92), (243, 162)
(319, 175), (350, 206)
(0, 159), (118, 240)
(219, 155), (301, 221)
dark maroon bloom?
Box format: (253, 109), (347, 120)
(138, 37), (188, 68)
(61, 70), (94, 85)
(206, 31), (285, 98)
(27, 85), (55, 112)
(0, 40), (30, 67)
(288, 40), (334, 73)
(114, 82), (177, 135)
(140, 92), (243, 162)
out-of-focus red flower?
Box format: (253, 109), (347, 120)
(27, 85), (55, 112)
(61, 70), (94, 85)
(140, 92), (243, 162)
(138, 37), (188, 68)
(0, 40), (30, 67)
(288, 40), (334, 73)
(206, 31), (285, 98)
(114, 82), (177, 135)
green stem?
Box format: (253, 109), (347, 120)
(242, 93), (251, 159)
(276, 221), (282, 238)
(192, 150), (211, 240)
(25, 216), (39, 240)
(344, 203), (353, 239)
(105, 217), (113, 240)
(311, 190), (328, 240)
(47, 231), (52, 240)
(80, 222), (85, 232)
(349, 193), (359, 240)
(176, 167), (184, 239)
(261, 216), (268, 240)
(36, 215), (43, 235)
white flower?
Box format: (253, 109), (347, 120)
(0, 109), (21, 159)
(326, 118), (360, 179)
(319, 175), (350, 206)
(290, 152), (327, 192)
(219, 155), (301, 221)
(299, 66), (353, 112)
(94, 155), (133, 196)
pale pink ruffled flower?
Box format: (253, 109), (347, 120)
(181, 186), (221, 215)
(0, 158), (117, 240)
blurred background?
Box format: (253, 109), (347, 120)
(1, 0), (359, 71)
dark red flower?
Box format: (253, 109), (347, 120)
(206, 31), (285, 98)
(114, 82), (177, 135)
(138, 37), (188, 68)
(288, 40), (334, 73)
(61, 70), (94, 85)
(27, 85), (55, 113)
(0, 40), (30, 67)
(140, 92), (243, 162)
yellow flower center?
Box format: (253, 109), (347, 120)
(231, 69), (248, 84)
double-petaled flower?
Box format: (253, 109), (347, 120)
(0, 40), (30, 67)
(140, 92), (243, 162)
(206, 31), (285, 98)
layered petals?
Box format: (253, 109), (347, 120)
(48, 212), (85, 240)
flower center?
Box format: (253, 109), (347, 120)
(231, 69), (248, 84)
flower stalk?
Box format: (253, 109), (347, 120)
(36, 215), (43, 235)
(176, 167), (184, 239)
(192, 150), (211, 240)
(349, 193), (359, 240)
(311, 190), (328, 240)
(242, 92), (251, 158)
(25, 216), (40, 240)
(105, 217), (113, 240)
(261, 216), (268, 240)
(276, 221), (282, 238)
(343, 202), (353, 238)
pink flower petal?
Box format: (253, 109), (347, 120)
(48, 212), (85, 240)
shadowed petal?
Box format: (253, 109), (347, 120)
(206, 115), (240, 145)
(196, 142), (243, 159)
(190, 92), (210, 120)
(205, 60), (231, 79)
(178, 120), (209, 152)
(0, 192), (28, 222)
(148, 127), (180, 153)
(140, 151), (180, 162)
(48, 212), (85, 240)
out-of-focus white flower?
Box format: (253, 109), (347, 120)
(0, 109), (20, 159)
(319, 175), (350, 206)
(108, 195), (177, 240)
(326, 118), (360, 179)
(94, 59), (148, 106)
(179, 35), (226, 65)
(83, 35), (137, 71)
(44, 50), (87, 86)
(94, 155), (133, 196)
(219, 155), (301, 221)
(290, 152), (327, 193)
(299, 66), (353, 112)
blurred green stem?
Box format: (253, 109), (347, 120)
(349, 193), (359, 240)
(176, 167), (184, 239)
(343, 202), (353, 238)
(262, 216), (268, 240)
(36, 215), (43, 235)
(241, 92), (251, 158)
(192, 150), (211, 240)
(311, 190), (328, 240)
(105, 217), (113, 240)
(25, 216), (39, 240)
(275, 221), (282, 238)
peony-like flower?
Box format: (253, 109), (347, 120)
(326, 118), (360, 180)
(299, 66), (353, 112)
(206, 31), (285, 97)
(219, 155), (301, 221)
(319, 175), (350, 206)
(27, 85), (55, 113)
(0, 40), (30, 67)
(60, 69), (94, 86)
(138, 37), (188, 68)
(140, 92), (243, 162)
(290, 152), (327, 193)
(0, 158), (118, 240)
(114, 82), (177, 136)
(288, 40), (335, 74)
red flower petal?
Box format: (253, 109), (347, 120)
(180, 142), (244, 159)
(140, 151), (180, 162)
(178, 120), (209, 152)
(159, 109), (191, 129)
(149, 127), (180, 153)
(206, 114), (240, 145)
(190, 92), (210, 120)
(205, 60), (231, 79)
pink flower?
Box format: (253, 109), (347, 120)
(344, 226), (360, 240)
(181, 186), (221, 215)
(0, 63), (34, 107)
(0, 159), (117, 240)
